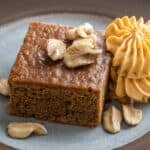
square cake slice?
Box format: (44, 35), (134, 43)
(8, 22), (111, 126)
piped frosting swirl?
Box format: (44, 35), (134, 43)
(105, 16), (150, 102)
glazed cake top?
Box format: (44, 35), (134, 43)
(8, 22), (111, 91)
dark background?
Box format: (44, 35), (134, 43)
(0, 0), (149, 24)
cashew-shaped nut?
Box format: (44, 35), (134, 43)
(122, 104), (142, 125)
(0, 77), (10, 96)
(47, 39), (66, 61)
(103, 106), (122, 134)
(7, 122), (48, 139)
(63, 38), (100, 68)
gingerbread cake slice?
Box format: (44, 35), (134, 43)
(8, 22), (111, 126)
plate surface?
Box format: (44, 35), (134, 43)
(0, 13), (150, 150)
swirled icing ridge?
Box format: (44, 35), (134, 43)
(106, 16), (150, 102)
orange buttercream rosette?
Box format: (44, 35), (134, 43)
(105, 16), (150, 102)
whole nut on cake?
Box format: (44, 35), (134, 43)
(122, 104), (142, 125)
(76, 23), (94, 38)
(47, 39), (66, 61)
(66, 23), (94, 40)
(0, 77), (10, 96)
(103, 106), (122, 133)
(7, 122), (48, 139)
(63, 38), (100, 68)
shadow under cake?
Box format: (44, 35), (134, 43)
(8, 22), (111, 126)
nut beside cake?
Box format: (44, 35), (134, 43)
(8, 22), (111, 126)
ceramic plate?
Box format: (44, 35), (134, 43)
(0, 0), (150, 150)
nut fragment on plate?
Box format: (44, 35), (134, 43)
(47, 39), (66, 61)
(63, 38), (100, 68)
(7, 122), (48, 139)
(0, 77), (10, 96)
(122, 104), (142, 125)
(66, 23), (94, 40)
(103, 106), (122, 133)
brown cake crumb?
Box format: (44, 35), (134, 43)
(8, 22), (111, 126)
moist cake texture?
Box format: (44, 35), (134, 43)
(8, 22), (111, 126)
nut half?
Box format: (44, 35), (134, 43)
(63, 38), (100, 68)
(77, 23), (94, 38)
(66, 23), (94, 40)
(122, 104), (142, 125)
(7, 122), (48, 139)
(0, 78), (10, 96)
(103, 106), (122, 134)
(47, 39), (66, 61)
